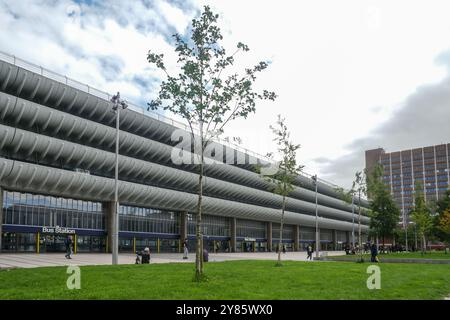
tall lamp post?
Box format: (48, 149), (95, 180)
(404, 211), (408, 252)
(110, 92), (128, 265)
(351, 194), (355, 248)
(409, 221), (417, 251)
(312, 175), (319, 259)
(414, 222), (417, 251)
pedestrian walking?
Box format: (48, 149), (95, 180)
(183, 239), (189, 259)
(306, 244), (313, 260)
(64, 235), (73, 259)
(370, 243), (378, 263)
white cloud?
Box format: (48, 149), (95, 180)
(197, 0), (450, 187)
(157, 1), (192, 34)
(1, 0), (449, 189)
(0, 0), (195, 106)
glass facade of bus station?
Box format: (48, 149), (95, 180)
(1, 189), (358, 253)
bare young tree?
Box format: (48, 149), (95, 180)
(352, 171), (367, 262)
(147, 6), (276, 281)
(410, 181), (434, 254)
(335, 186), (357, 249)
(264, 115), (302, 266)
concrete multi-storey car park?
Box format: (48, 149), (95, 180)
(0, 52), (370, 254)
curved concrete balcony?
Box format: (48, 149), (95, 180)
(0, 91), (369, 218)
(0, 59), (369, 208)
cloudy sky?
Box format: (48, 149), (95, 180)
(1, 0), (449, 188)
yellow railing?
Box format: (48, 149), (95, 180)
(36, 232), (40, 254)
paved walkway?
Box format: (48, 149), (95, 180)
(0, 251), (345, 269)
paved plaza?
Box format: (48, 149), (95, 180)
(0, 251), (345, 269)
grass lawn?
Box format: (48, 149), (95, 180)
(333, 252), (450, 260)
(0, 260), (449, 300)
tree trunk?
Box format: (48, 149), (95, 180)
(195, 163), (204, 280)
(278, 195), (286, 265)
(422, 234), (426, 254)
(195, 124), (205, 281)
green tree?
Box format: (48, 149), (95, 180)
(264, 115), (302, 266)
(147, 6), (276, 281)
(366, 163), (400, 247)
(434, 189), (450, 245)
(410, 181), (434, 254)
(436, 208), (450, 248)
(436, 189), (450, 214)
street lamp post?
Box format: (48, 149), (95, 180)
(312, 175), (319, 259)
(409, 221), (417, 251)
(358, 188), (362, 262)
(404, 212), (408, 252)
(351, 194), (355, 248)
(414, 223), (418, 251)
(110, 92), (128, 265)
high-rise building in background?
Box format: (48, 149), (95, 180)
(365, 144), (450, 226)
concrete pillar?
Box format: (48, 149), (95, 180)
(332, 229), (338, 251)
(180, 212), (188, 243)
(293, 225), (299, 251)
(230, 217), (236, 253)
(104, 201), (115, 253)
(266, 222), (272, 252)
(0, 187), (3, 253)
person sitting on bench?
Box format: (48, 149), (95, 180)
(138, 247), (151, 264)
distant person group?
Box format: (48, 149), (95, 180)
(136, 247), (151, 264)
(62, 235), (398, 265)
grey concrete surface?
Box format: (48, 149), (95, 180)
(0, 251), (345, 269)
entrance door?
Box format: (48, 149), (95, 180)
(2, 232), (17, 251)
(242, 241), (255, 252)
(16, 233), (36, 252)
(213, 240), (229, 253)
(257, 241), (267, 252)
(205, 240), (215, 253)
(119, 237), (133, 252)
(41, 235), (67, 252)
(76, 236), (106, 253)
(160, 239), (178, 253)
